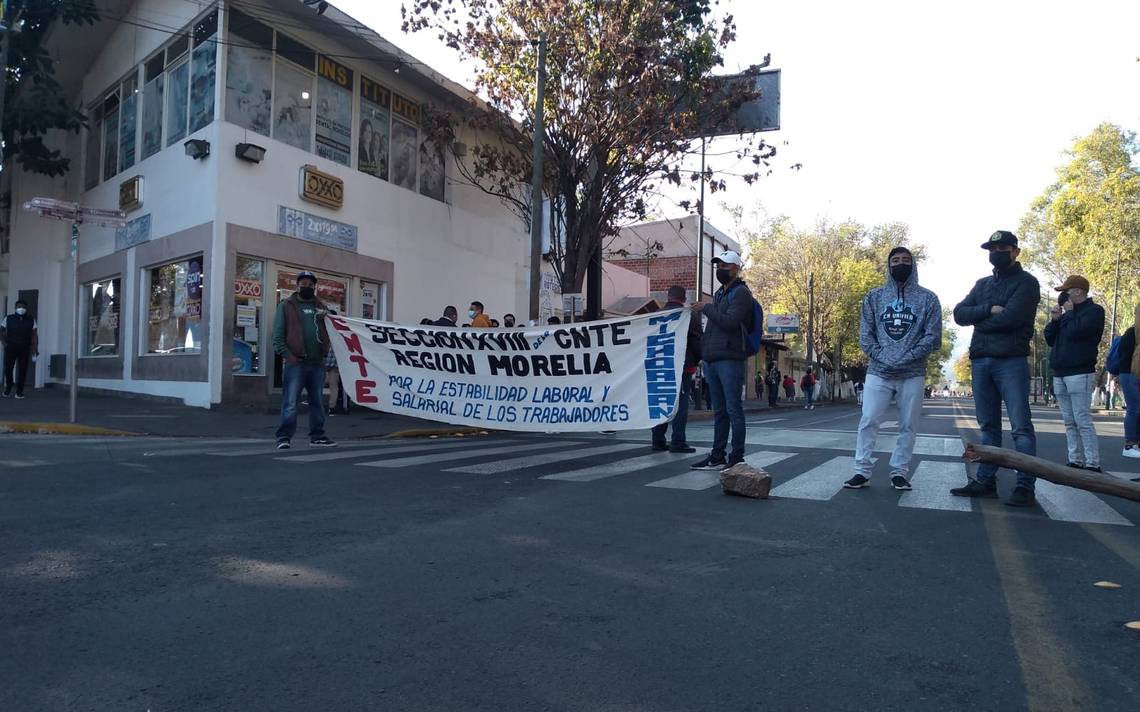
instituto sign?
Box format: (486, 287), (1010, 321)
(299, 164), (344, 209)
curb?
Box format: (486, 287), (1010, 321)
(381, 426), (489, 439)
(0, 421), (140, 437)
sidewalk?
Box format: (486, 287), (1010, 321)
(0, 388), (479, 439)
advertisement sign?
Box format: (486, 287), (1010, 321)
(299, 164), (345, 209)
(315, 55), (353, 166)
(767, 313), (800, 334)
(278, 206), (358, 252)
(326, 310), (691, 432)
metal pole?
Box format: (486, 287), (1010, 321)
(696, 136), (706, 299)
(806, 272), (815, 365)
(70, 221), (80, 423)
(1111, 247), (1121, 336)
(526, 34), (547, 323)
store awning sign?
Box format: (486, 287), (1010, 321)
(277, 206), (358, 252)
(326, 310), (693, 432)
(299, 164), (344, 209)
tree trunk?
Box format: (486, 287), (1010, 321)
(963, 443), (1140, 503)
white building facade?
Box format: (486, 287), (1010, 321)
(0, 0), (533, 408)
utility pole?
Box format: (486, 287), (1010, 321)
(1110, 246), (1121, 336)
(526, 34), (547, 323)
(696, 136), (706, 300)
(806, 272), (815, 366)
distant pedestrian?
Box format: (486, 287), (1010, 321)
(434, 306), (458, 328)
(490, 318), (501, 328)
(801, 370), (817, 409)
(691, 251), (756, 471)
(651, 285), (702, 453)
(547, 316), (561, 325)
(783, 374), (795, 400)
(691, 372), (704, 409)
(272, 271), (337, 450)
(1, 299), (37, 399)
(765, 364), (780, 407)
(845, 245), (941, 491)
(503, 314), (517, 328)
(950, 230), (1040, 507)
(1044, 275), (1105, 472)
(855, 381), (864, 405)
(468, 301), (492, 328)
(702, 372), (712, 410)
(1113, 304), (1140, 463)
(754, 372), (763, 400)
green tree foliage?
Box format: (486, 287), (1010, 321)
(1021, 123), (1140, 335)
(926, 306), (956, 387)
(739, 212), (941, 375)
(403, 0), (773, 293)
(952, 353), (972, 390)
(2, 0), (101, 176)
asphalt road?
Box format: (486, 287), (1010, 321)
(2, 399), (1138, 711)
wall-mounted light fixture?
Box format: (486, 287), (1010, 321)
(235, 142), (267, 164)
(302, 0), (329, 15)
(184, 138), (211, 160)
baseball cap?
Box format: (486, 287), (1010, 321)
(711, 250), (743, 266)
(296, 270), (317, 283)
(1054, 275), (1090, 293)
(981, 230), (1019, 250)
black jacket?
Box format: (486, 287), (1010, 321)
(660, 299), (703, 370)
(1, 313), (37, 348)
(1043, 299), (1105, 377)
(433, 317), (457, 328)
(1117, 327), (1137, 372)
(700, 279), (755, 363)
(953, 263), (1040, 359)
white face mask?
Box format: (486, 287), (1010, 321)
(468, 310), (476, 319)
(15, 308), (26, 316)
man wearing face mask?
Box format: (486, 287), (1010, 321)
(272, 271), (336, 449)
(468, 301), (492, 328)
(1044, 275), (1105, 472)
(503, 314), (516, 328)
(951, 231), (1041, 507)
(1, 300), (38, 399)
(691, 251), (757, 471)
(844, 246), (942, 491)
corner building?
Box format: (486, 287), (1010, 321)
(0, 0), (530, 407)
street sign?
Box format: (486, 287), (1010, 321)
(767, 313), (800, 333)
(699, 69), (781, 137)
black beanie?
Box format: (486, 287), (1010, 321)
(888, 246), (912, 260)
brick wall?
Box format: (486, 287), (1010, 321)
(608, 256), (697, 293)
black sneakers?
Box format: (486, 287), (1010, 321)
(651, 441), (670, 452)
(843, 474), (870, 489)
(1005, 486), (1035, 508)
(950, 480), (997, 498)
(1083, 465), (1103, 473)
(276, 439), (291, 450)
(1065, 462), (1084, 469)
(691, 454), (727, 471)
(890, 474), (912, 491)
(669, 444), (697, 454)
(310, 437), (337, 447)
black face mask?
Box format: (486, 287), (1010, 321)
(715, 268), (733, 285)
(988, 251), (1013, 271)
(298, 286), (316, 300)
(890, 264), (913, 283)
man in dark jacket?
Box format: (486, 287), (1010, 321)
(272, 271), (336, 449)
(434, 306), (459, 328)
(1, 300), (38, 399)
(691, 251), (757, 471)
(1044, 275), (1105, 471)
(950, 231), (1040, 507)
(652, 285), (703, 453)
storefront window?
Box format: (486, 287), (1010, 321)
(145, 257), (204, 355)
(102, 92), (120, 181)
(390, 119), (418, 191)
(85, 277), (121, 356)
(119, 76), (138, 172)
(419, 139), (445, 201)
(225, 10), (273, 137)
(358, 76), (390, 180)
(273, 60), (314, 152)
(188, 12), (218, 134)
(84, 105), (102, 191)
(360, 281), (379, 320)
(233, 256), (265, 375)
(315, 56), (353, 166)
(165, 59), (190, 146)
(141, 55), (165, 160)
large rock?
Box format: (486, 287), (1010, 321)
(720, 464), (772, 499)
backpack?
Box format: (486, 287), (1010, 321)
(729, 283), (764, 357)
(1106, 335), (1124, 375)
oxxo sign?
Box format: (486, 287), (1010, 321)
(234, 278), (262, 299)
(300, 164), (344, 209)
(119, 176), (143, 212)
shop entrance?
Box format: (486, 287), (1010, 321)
(272, 265), (349, 389)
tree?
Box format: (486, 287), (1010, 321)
(1, 0), (101, 177)
(403, 0), (773, 298)
(952, 353), (972, 391)
(926, 307), (956, 387)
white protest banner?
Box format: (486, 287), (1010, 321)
(325, 310), (692, 432)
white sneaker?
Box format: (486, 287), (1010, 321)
(1123, 447), (1140, 459)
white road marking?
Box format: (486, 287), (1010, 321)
(646, 451), (795, 490)
(280, 440), (509, 463)
(357, 441), (578, 468)
(881, 420), (899, 429)
(208, 441), (382, 457)
(736, 427), (961, 457)
(1035, 481), (1133, 527)
(543, 451), (693, 482)
(446, 442), (644, 474)
(770, 456), (855, 500)
(898, 461), (974, 512)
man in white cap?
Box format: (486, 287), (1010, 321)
(691, 250), (756, 471)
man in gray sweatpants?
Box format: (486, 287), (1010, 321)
(845, 247), (942, 491)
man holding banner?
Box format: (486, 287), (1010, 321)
(651, 286), (703, 453)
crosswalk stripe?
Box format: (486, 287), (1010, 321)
(93, 438), (263, 450)
(1035, 481), (1133, 527)
(279, 440), (507, 463)
(357, 441), (579, 468)
(207, 441), (383, 457)
(446, 442), (644, 474)
(898, 461), (973, 512)
(1108, 471), (1140, 482)
(770, 456), (854, 500)
(881, 421), (899, 429)
(739, 428), (961, 457)
(646, 451), (795, 490)
(541, 450), (693, 482)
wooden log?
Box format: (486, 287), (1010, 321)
(962, 443), (1140, 503)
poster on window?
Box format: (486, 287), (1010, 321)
(141, 76), (164, 159)
(103, 103), (119, 180)
(167, 62), (190, 146)
(358, 76), (390, 179)
(274, 63), (313, 151)
(419, 140), (445, 201)
(315, 56), (352, 166)
(189, 39), (217, 133)
(390, 119), (418, 191)
(120, 92), (137, 171)
(225, 44), (272, 136)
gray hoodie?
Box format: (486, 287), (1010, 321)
(859, 249), (942, 380)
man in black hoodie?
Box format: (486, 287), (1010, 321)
(1044, 275), (1105, 471)
(651, 285), (703, 453)
(951, 231), (1040, 507)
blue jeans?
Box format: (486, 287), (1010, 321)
(705, 359), (746, 460)
(804, 384), (815, 407)
(1120, 373), (1139, 444)
(652, 371), (692, 446)
(972, 357), (1036, 490)
(276, 361), (327, 441)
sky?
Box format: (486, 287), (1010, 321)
(332, 0), (1140, 360)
